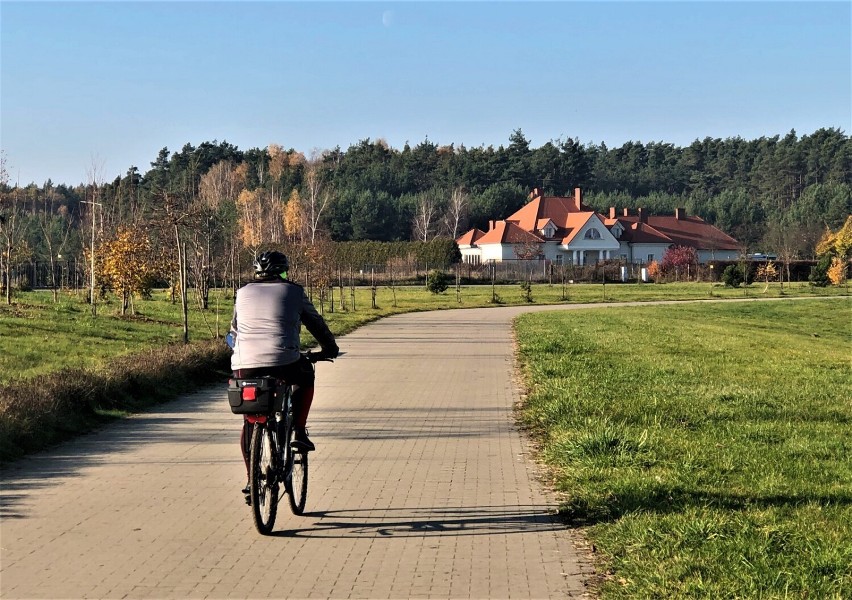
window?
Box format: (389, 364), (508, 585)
(540, 222), (556, 238)
(647, 254), (655, 263)
(554, 254), (563, 264)
(584, 229), (601, 240)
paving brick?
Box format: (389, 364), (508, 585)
(0, 306), (596, 599)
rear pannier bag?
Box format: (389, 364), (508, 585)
(228, 377), (280, 414)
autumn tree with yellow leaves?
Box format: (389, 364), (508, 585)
(98, 225), (164, 314)
(236, 189), (264, 254)
(755, 261), (779, 292)
(283, 188), (306, 244)
(811, 215), (851, 286)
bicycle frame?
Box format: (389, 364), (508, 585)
(238, 354), (326, 532)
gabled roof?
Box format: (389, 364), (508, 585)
(618, 221), (673, 244)
(615, 214), (739, 250)
(558, 213), (604, 245)
(477, 221), (544, 245)
(455, 228), (487, 247)
(646, 215), (739, 250)
(506, 195), (593, 231)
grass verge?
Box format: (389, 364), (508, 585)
(514, 298), (852, 598)
(0, 283), (845, 462)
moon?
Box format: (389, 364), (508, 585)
(382, 10), (394, 27)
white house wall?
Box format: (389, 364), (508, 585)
(576, 220), (620, 251)
(459, 246), (482, 264)
(480, 243), (512, 262)
(541, 241), (561, 260)
(619, 243), (671, 264)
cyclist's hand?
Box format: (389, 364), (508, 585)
(307, 351), (334, 363)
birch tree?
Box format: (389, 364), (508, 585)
(443, 186), (469, 239)
(303, 150), (334, 244)
(284, 188), (306, 243)
(412, 190), (440, 242)
(268, 144), (289, 242)
(36, 183), (74, 301)
(236, 188), (264, 254)
(0, 154), (27, 304)
(199, 160), (241, 211)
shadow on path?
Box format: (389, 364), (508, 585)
(270, 504), (569, 539)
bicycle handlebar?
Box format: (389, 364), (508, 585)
(304, 351), (334, 363)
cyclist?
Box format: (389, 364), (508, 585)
(229, 250), (338, 495)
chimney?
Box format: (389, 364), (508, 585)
(609, 207), (616, 219)
(623, 208), (630, 217)
(675, 207), (686, 220)
(488, 220), (495, 231)
(638, 207), (647, 223)
(529, 187), (542, 201)
(573, 188), (582, 212)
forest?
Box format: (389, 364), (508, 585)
(0, 127), (850, 298)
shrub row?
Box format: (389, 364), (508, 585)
(0, 339), (231, 462)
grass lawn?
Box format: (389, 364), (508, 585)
(0, 280), (843, 384)
(515, 298), (852, 598)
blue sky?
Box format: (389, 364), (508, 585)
(1, 1), (850, 186)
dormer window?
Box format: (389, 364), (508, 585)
(584, 229), (601, 240)
(611, 223), (623, 237)
(540, 222), (557, 238)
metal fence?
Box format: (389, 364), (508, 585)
(1, 260), (88, 292)
(3, 257), (821, 292)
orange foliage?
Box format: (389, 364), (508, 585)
(283, 189), (305, 243)
(827, 256), (847, 286)
(236, 189), (263, 250)
(647, 260), (661, 280)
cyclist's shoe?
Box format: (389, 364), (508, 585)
(292, 427), (315, 452)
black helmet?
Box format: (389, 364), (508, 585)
(253, 251), (289, 277)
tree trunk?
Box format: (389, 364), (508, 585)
(181, 241), (189, 344)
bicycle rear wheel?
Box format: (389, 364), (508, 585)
(249, 423), (279, 534)
(288, 448), (308, 515)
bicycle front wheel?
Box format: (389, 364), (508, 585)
(288, 449), (308, 515)
(250, 423), (279, 534)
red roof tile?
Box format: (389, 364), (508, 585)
(646, 215), (739, 250)
(559, 213), (602, 245)
(505, 193), (592, 232)
(477, 221), (544, 245)
(618, 222), (673, 244)
(456, 228), (487, 246)
(614, 215), (738, 250)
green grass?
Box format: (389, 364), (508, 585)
(515, 298), (852, 599)
(0, 281), (844, 384)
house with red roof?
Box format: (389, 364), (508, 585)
(456, 188), (740, 265)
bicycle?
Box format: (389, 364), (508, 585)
(227, 352), (332, 534)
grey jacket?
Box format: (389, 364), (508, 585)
(229, 278), (338, 370)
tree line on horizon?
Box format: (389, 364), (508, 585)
(0, 127), (849, 303)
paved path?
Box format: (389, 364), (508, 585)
(1, 305), (597, 600)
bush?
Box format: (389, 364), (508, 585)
(809, 254), (832, 287)
(426, 269), (450, 294)
(721, 265), (744, 287)
(827, 256), (847, 286)
(0, 339), (231, 461)
(520, 280), (533, 303)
